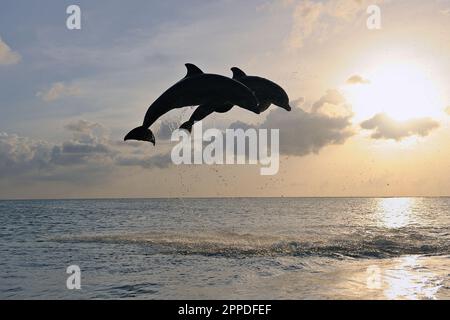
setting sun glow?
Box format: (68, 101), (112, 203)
(344, 62), (443, 121)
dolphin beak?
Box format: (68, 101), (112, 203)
(284, 104), (292, 111)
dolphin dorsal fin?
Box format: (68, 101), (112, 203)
(184, 63), (204, 78)
(231, 67), (247, 79)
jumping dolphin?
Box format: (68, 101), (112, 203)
(124, 64), (259, 145)
(179, 67), (291, 133)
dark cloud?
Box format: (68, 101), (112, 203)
(228, 121), (256, 131)
(157, 121), (179, 140)
(51, 120), (115, 166)
(226, 88), (354, 157)
(0, 120), (173, 182)
(264, 108), (353, 156)
(50, 144), (113, 166)
(115, 153), (172, 169)
(361, 113), (440, 141)
(61, 141), (110, 154)
(346, 75), (370, 85)
(0, 133), (52, 175)
(229, 107), (354, 157)
(1, 97), (356, 181)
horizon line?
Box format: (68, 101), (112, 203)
(0, 195), (449, 201)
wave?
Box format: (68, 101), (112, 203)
(50, 230), (450, 259)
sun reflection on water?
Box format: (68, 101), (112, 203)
(376, 198), (414, 229)
(382, 256), (443, 300)
(356, 255), (446, 300)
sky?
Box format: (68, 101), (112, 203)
(0, 0), (449, 199)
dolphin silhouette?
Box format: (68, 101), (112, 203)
(180, 67), (291, 133)
(124, 64), (259, 145)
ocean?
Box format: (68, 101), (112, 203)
(0, 197), (448, 299)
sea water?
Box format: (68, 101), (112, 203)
(0, 197), (448, 299)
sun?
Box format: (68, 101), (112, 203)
(343, 61), (443, 122)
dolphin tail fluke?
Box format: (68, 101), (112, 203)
(124, 126), (155, 145)
(179, 121), (193, 134)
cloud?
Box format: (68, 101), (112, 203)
(37, 82), (82, 102)
(0, 120), (172, 182)
(445, 106), (450, 116)
(52, 120), (112, 166)
(226, 88), (355, 157)
(311, 89), (346, 113)
(157, 121), (179, 140)
(56, 141), (110, 156)
(287, 0), (324, 48)
(115, 153), (172, 169)
(0, 133), (52, 175)
(284, 0), (384, 48)
(326, 0), (372, 20)
(0, 120), (114, 171)
(361, 113), (440, 141)
(65, 119), (103, 133)
(62, 120), (173, 170)
(229, 107), (353, 157)
(290, 96), (306, 106)
(0, 37), (21, 65)
(346, 74), (370, 85)
(441, 8), (450, 16)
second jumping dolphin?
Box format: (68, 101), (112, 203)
(180, 67), (291, 133)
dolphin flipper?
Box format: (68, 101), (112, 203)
(180, 104), (217, 133)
